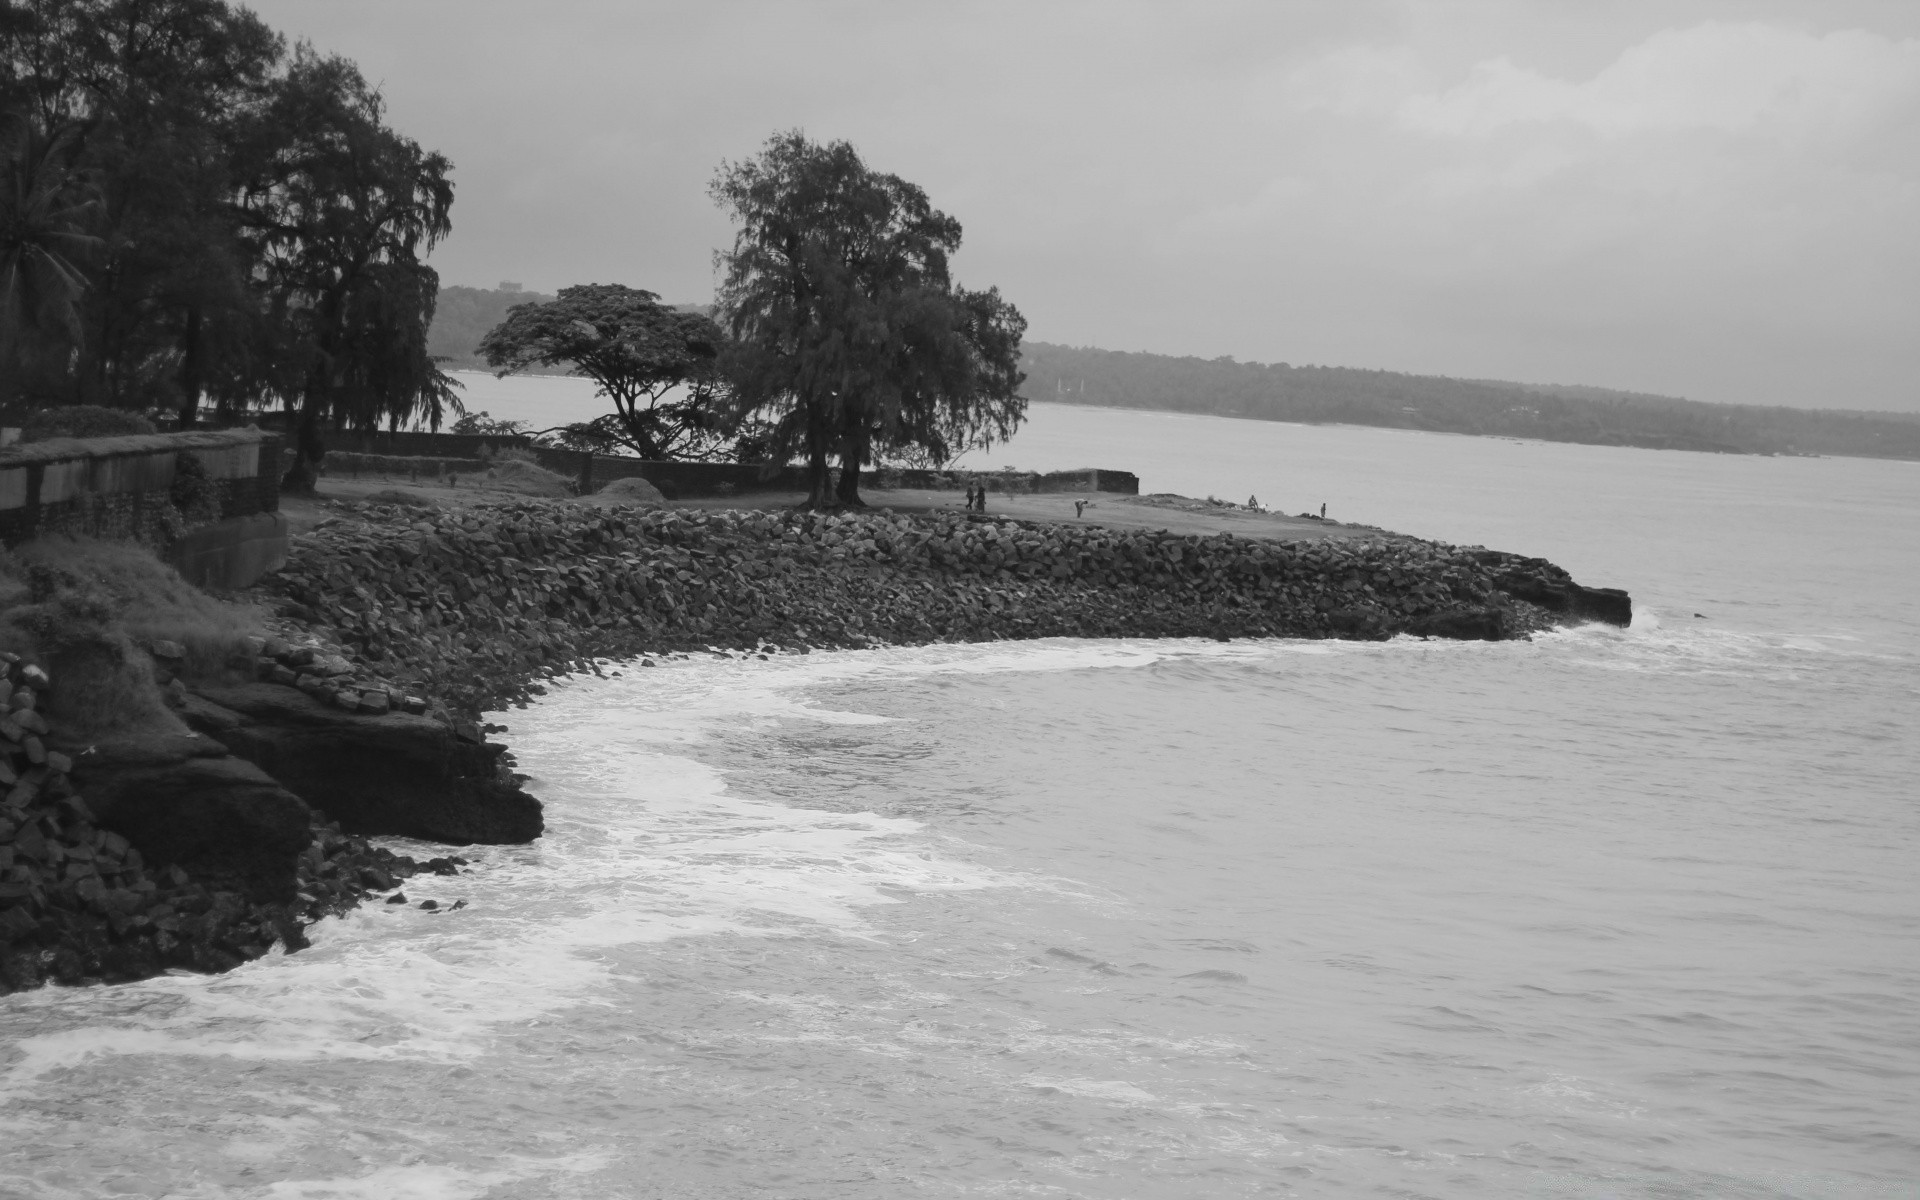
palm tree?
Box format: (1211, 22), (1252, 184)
(0, 114), (100, 403)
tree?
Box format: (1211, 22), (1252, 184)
(478, 283), (732, 460)
(710, 130), (1027, 508)
(233, 46), (457, 490)
(0, 113), (98, 407)
(449, 409), (527, 436)
(1, 0), (283, 418)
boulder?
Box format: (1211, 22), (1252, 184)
(1405, 606), (1512, 641)
(72, 733), (312, 904)
(182, 683), (543, 845)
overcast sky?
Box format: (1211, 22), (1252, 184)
(248, 0), (1919, 412)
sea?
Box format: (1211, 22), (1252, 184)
(3, 382), (1916, 1200)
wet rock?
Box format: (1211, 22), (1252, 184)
(182, 684), (542, 845)
(0, 658), (478, 996)
(76, 746), (313, 904)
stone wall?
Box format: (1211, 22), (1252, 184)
(0, 429), (282, 548)
(523, 453), (1140, 499)
(317, 430), (531, 460)
(314, 443), (1142, 500)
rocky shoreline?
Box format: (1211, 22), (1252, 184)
(0, 650), (473, 993)
(1, 497), (1628, 995)
(269, 499), (1629, 716)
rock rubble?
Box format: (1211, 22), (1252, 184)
(0, 654), (470, 994)
(265, 501), (1629, 718)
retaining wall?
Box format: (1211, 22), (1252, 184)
(324, 430), (533, 459)
(0, 429), (288, 587)
(528, 452), (1140, 499)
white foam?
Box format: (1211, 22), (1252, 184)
(1023, 1075), (1160, 1105)
(261, 1154), (609, 1200)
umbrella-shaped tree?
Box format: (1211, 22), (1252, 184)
(478, 283), (732, 460)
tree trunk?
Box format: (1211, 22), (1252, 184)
(281, 389), (325, 494)
(176, 308), (203, 430)
(803, 438), (834, 509)
(834, 432), (866, 508)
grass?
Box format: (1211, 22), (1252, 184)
(0, 537), (267, 737)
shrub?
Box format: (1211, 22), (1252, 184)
(170, 451), (224, 525)
(21, 405), (158, 442)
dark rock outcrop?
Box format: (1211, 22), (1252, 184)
(75, 735), (311, 904)
(1468, 550), (1634, 627)
(1403, 606), (1514, 641)
(182, 683), (541, 844)
(3, 655), (483, 996)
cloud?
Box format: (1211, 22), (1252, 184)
(1282, 44), (1427, 119)
(1396, 23), (1920, 139)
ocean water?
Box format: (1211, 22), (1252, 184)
(3, 403), (1917, 1199)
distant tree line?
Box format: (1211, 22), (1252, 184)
(0, 0), (459, 488)
(1020, 345), (1920, 461)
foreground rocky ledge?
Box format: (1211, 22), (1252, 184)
(0, 654), (474, 994)
(3, 498), (1627, 995)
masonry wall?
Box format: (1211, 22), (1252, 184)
(296, 427), (1141, 501)
(325, 430), (532, 459)
(539, 454), (1140, 499)
(0, 430), (284, 574)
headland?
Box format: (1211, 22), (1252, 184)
(1, 471), (1629, 995)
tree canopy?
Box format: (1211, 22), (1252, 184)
(478, 283), (732, 461)
(0, 0), (459, 489)
(232, 44), (456, 487)
(0, 114), (97, 403)
(711, 130), (1027, 507)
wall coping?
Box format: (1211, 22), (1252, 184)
(0, 427), (276, 467)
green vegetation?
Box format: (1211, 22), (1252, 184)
(711, 131), (1028, 507)
(1022, 344), (1920, 460)
(19, 404), (154, 441)
(0, 536), (264, 737)
(0, 0), (459, 487)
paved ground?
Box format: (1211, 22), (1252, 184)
(284, 475), (1405, 544)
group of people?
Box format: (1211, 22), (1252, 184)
(962, 482), (989, 512)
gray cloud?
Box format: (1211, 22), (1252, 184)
(249, 0), (1920, 410)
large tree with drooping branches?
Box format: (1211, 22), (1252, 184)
(710, 130), (1027, 508)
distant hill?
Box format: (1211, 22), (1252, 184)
(1019, 343), (1920, 461)
(428, 284), (558, 370)
(431, 290), (1920, 460)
